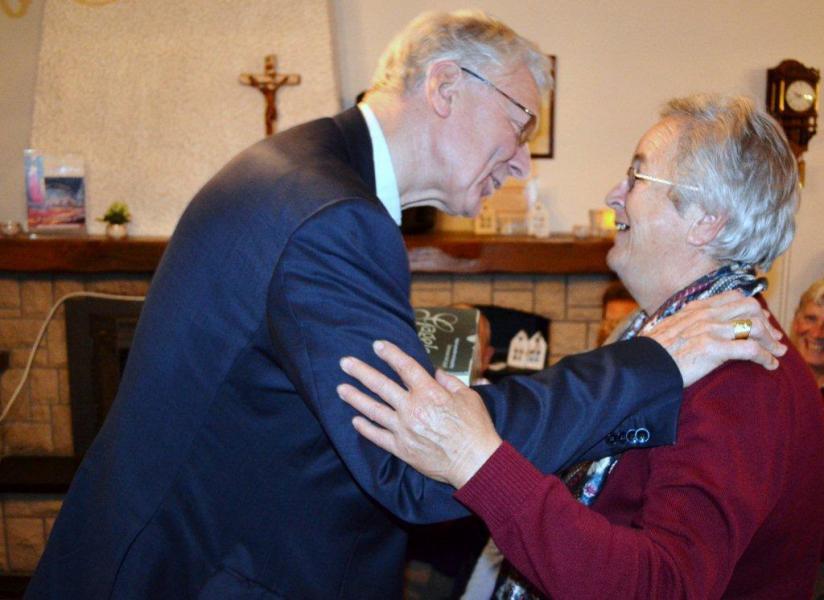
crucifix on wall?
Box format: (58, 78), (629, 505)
(239, 54), (301, 136)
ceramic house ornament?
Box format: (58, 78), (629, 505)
(528, 199), (551, 238)
(507, 330), (547, 370)
(506, 330), (529, 369)
(524, 331), (547, 369)
(474, 200), (497, 235)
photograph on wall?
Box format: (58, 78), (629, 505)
(529, 54), (556, 159)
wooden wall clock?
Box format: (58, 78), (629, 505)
(767, 59), (820, 184)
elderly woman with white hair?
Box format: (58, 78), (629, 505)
(338, 94), (824, 599)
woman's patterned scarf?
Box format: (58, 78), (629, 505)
(493, 262), (766, 600)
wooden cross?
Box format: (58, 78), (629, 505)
(239, 54), (301, 136)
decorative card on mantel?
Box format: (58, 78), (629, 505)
(25, 150), (86, 232)
(414, 307), (480, 385)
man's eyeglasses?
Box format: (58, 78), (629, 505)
(460, 66), (537, 146)
(626, 166), (700, 193)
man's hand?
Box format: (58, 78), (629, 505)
(644, 291), (787, 387)
(337, 341), (502, 489)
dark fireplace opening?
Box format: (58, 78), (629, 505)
(65, 297), (144, 457)
(0, 297), (143, 494)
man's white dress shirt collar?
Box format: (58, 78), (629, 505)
(358, 103), (401, 226)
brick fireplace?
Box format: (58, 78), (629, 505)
(0, 272), (150, 573)
(0, 233), (613, 577)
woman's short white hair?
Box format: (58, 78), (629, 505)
(663, 94), (799, 271)
(370, 10), (552, 95)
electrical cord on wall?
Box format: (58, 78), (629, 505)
(0, 291), (146, 425)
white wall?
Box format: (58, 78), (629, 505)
(0, 0), (45, 227)
(332, 0), (824, 326)
(2, 0), (340, 236)
(29, 0), (339, 236)
(1, 0), (821, 325)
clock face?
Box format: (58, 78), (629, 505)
(786, 80), (816, 112)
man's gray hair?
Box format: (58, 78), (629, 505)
(370, 10), (552, 95)
(663, 94), (799, 271)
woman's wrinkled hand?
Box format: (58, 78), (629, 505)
(337, 340), (502, 489)
(644, 291), (787, 386)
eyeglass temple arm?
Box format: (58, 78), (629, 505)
(635, 172), (701, 192)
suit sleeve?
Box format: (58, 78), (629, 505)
(268, 199), (681, 523)
(475, 336), (682, 475)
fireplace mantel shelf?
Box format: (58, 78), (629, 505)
(0, 232), (613, 274)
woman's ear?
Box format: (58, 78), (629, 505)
(425, 61), (463, 118)
(687, 211), (727, 247)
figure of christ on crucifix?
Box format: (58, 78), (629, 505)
(239, 54), (301, 136)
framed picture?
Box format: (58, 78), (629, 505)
(529, 55), (556, 159)
(25, 150), (86, 232)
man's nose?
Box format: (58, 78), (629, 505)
(507, 143), (531, 180)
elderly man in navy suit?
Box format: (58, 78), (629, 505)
(28, 10), (784, 599)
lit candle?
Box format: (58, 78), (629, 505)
(589, 208), (616, 237)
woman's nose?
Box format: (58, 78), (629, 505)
(605, 178), (629, 209)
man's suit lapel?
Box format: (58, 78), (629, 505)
(333, 107), (376, 196)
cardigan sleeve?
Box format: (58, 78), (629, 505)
(455, 361), (798, 598)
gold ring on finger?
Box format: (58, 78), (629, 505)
(732, 318), (752, 340)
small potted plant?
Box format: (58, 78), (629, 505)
(98, 202), (131, 239)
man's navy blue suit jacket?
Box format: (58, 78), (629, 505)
(26, 108), (681, 599)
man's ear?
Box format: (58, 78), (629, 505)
(425, 61), (463, 118)
(687, 210), (727, 247)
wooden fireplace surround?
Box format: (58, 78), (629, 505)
(0, 232), (613, 274)
(0, 232), (612, 493)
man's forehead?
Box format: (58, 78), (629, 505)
(496, 63), (541, 113)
